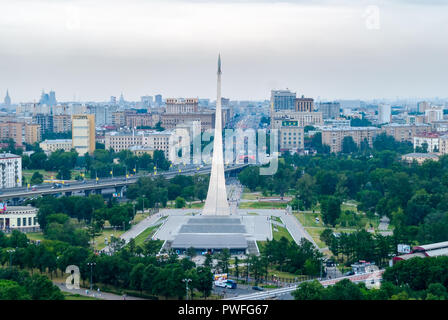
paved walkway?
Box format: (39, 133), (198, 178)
(55, 282), (145, 300)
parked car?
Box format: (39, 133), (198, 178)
(252, 286), (264, 291)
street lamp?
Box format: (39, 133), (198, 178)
(87, 262), (96, 290)
(7, 249), (15, 269)
(182, 278), (192, 300)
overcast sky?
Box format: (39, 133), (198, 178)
(0, 0), (447, 103)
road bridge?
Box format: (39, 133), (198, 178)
(0, 164), (248, 203)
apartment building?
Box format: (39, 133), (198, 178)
(0, 153), (22, 189)
(381, 123), (431, 143)
(321, 126), (381, 153)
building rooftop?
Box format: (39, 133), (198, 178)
(402, 153), (439, 159)
(171, 234), (248, 250)
(0, 153), (20, 159)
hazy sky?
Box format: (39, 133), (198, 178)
(0, 0), (447, 102)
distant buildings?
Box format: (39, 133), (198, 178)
(166, 98), (198, 114)
(319, 102), (341, 119)
(295, 96), (314, 112)
(0, 153), (22, 189)
(72, 114), (95, 155)
(378, 104), (391, 124)
(3, 90), (11, 107)
(155, 94), (163, 107)
(271, 111), (323, 129)
(270, 89), (296, 112)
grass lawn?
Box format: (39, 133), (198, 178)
(272, 224), (294, 242)
(247, 212), (258, 216)
(94, 229), (125, 251)
(295, 212), (322, 228)
(63, 292), (101, 300)
(239, 202), (287, 209)
(131, 212), (148, 225)
(22, 169), (57, 182)
(25, 232), (45, 242)
(189, 202), (204, 209)
(133, 225), (162, 247)
(271, 216), (282, 224)
(242, 192), (261, 200)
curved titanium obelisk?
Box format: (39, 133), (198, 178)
(202, 55), (231, 215)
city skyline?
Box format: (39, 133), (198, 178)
(1, 0), (448, 102)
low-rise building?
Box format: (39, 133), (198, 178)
(39, 139), (73, 154)
(401, 153), (440, 164)
(413, 132), (440, 152)
(381, 123), (431, 143)
(0, 205), (39, 232)
(271, 111), (323, 129)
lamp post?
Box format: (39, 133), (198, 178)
(182, 278), (192, 300)
(7, 249), (15, 269)
(87, 262), (96, 290)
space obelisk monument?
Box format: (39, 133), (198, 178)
(202, 55), (231, 216)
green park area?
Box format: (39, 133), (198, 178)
(133, 224), (162, 247)
(272, 224), (294, 242)
(93, 229), (125, 251)
(239, 201), (287, 209)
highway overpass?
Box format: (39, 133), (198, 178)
(0, 163), (248, 203)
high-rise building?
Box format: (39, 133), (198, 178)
(24, 124), (41, 145)
(0, 153), (22, 189)
(0, 122), (23, 146)
(271, 89), (296, 112)
(155, 94), (163, 107)
(378, 104), (391, 124)
(32, 114), (53, 136)
(295, 96), (314, 112)
(48, 91), (57, 107)
(53, 115), (72, 133)
(141, 96), (153, 108)
(319, 102), (341, 119)
(3, 90), (11, 107)
(119, 93), (125, 106)
(72, 114), (95, 155)
(417, 101), (430, 113)
(110, 96), (117, 105)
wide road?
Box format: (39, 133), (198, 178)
(0, 163), (247, 201)
(225, 270), (385, 300)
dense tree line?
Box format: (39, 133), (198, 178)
(0, 230), (213, 300)
(293, 256), (448, 300)
(22, 147), (171, 183)
(126, 174), (209, 206)
(238, 133), (448, 250)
